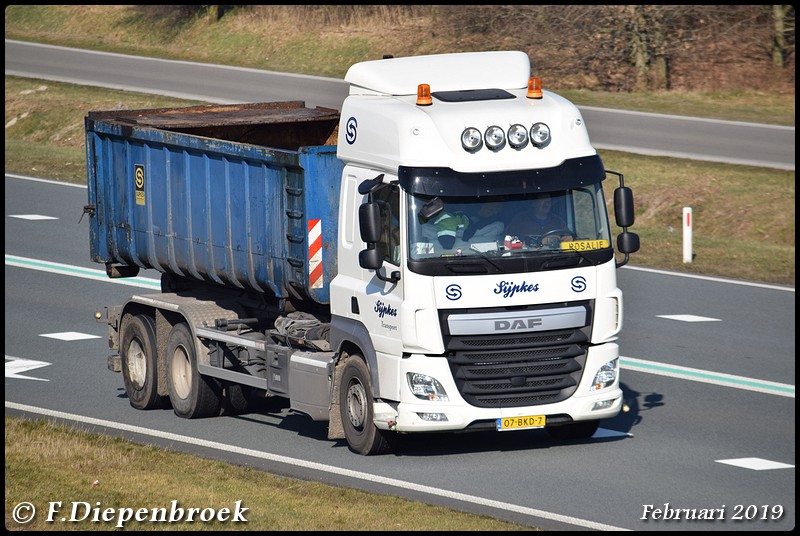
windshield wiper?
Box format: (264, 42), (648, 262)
(443, 254), (504, 274)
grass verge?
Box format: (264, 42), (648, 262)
(5, 417), (536, 531)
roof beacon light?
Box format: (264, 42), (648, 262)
(527, 77), (543, 99)
(416, 84), (432, 106)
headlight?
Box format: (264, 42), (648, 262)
(484, 125), (506, 151)
(407, 372), (449, 401)
(507, 124), (529, 149)
(590, 359), (618, 391)
(530, 122), (551, 146)
(461, 127), (483, 152)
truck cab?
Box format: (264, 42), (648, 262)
(329, 51), (638, 453)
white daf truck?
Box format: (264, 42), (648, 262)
(87, 50), (639, 455)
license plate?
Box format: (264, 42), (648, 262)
(561, 239), (609, 252)
(496, 415), (546, 431)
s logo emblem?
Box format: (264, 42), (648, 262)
(345, 117), (358, 145)
(445, 284), (462, 301)
(571, 276), (587, 292)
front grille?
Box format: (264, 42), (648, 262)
(458, 331), (576, 348)
(442, 304), (592, 408)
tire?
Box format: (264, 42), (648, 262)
(546, 420), (600, 440)
(339, 355), (395, 455)
(223, 383), (252, 415)
(166, 322), (221, 419)
(119, 314), (162, 410)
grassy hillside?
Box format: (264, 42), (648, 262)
(4, 5), (795, 286)
(4, 5), (795, 125)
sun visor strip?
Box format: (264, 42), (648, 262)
(398, 155), (605, 197)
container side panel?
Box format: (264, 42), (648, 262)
(86, 130), (106, 264)
(111, 138), (138, 268)
(299, 147), (344, 304)
(86, 117), (341, 305)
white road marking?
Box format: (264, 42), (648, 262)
(716, 458), (795, 471)
(40, 331), (101, 341)
(5, 356), (51, 381)
(9, 214), (59, 220)
(656, 314), (721, 322)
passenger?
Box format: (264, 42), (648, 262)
(433, 203), (504, 249)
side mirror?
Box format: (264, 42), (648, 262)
(358, 202), (382, 243)
(614, 186), (635, 228)
(358, 202), (400, 284)
(615, 231), (640, 268)
(607, 171), (639, 268)
(359, 248), (383, 271)
(617, 231), (640, 255)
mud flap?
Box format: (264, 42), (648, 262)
(327, 356), (346, 440)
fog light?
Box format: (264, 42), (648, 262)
(416, 412), (449, 422)
(591, 358), (618, 391)
(592, 399), (616, 411)
(530, 122), (550, 146)
(407, 372), (449, 401)
(507, 124), (529, 149)
(484, 125), (506, 151)
(461, 127), (483, 152)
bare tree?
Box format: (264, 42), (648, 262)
(241, 5), (795, 92)
(771, 5), (795, 69)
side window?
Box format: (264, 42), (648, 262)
(572, 188), (594, 238)
(372, 186), (400, 266)
(572, 187), (607, 240)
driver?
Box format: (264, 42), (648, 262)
(506, 193), (571, 246)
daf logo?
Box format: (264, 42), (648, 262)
(494, 317), (543, 331)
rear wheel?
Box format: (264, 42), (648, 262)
(339, 355), (395, 455)
(120, 314), (162, 410)
(546, 420), (600, 440)
(166, 322), (221, 419)
(223, 383), (252, 415)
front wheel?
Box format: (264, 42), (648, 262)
(166, 322), (221, 419)
(339, 355), (395, 455)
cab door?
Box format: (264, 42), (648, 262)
(360, 183), (405, 358)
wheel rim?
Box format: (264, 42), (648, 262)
(127, 338), (147, 389)
(346, 380), (367, 430)
(171, 344), (192, 400)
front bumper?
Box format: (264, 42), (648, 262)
(373, 343), (622, 432)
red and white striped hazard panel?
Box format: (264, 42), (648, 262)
(308, 219), (323, 289)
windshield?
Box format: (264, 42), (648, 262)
(407, 186), (611, 261)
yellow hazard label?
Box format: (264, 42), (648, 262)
(135, 164), (145, 205)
